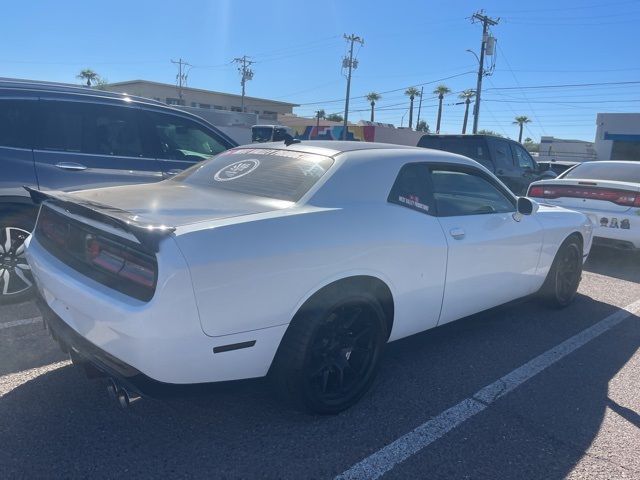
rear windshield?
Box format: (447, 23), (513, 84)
(171, 148), (334, 202)
(418, 136), (492, 170)
(561, 162), (640, 184)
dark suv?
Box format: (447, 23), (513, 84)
(0, 79), (237, 303)
(417, 134), (556, 195)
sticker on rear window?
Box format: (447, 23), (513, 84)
(214, 159), (260, 182)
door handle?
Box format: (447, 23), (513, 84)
(449, 228), (465, 240)
(55, 162), (87, 171)
(497, 169), (504, 175)
(163, 169), (183, 178)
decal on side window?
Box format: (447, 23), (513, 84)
(398, 195), (429, 212)
(214, 159), (260, 181)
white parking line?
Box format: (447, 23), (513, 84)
(0, 316), (42, 331)
(0, 360), (71, 398)
(337, 299), (640, 480)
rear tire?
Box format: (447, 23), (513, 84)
(539, 236), (583, 308)
(0, 209), (36, 305)
(270, 292), (387, 414)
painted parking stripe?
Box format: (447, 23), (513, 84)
(0, 360), (71, 398)
(0, 316), (42, 331)
(337, 298), (640, 480)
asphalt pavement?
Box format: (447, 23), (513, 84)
(1, 247), (639, 479)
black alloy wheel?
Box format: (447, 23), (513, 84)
(540, 237), (583, 308)
(303, 303), (382, 410)
(271, 293), (387, 414)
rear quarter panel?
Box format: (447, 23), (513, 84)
(174, 204), (448, 341)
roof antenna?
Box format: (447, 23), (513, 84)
(283, 133), (301, 146)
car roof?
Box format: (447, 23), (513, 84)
(246, 140), (417, 157)
(0, 78), (166, 107)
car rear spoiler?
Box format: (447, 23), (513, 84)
(24, 187), (175, 252)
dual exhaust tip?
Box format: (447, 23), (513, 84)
(106, 378), (141, 409)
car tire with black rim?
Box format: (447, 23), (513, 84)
(0, 209), (36, 304)
(270, 290), (387, 414)
(539, 235), (583, 309)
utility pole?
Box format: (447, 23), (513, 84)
(341, 34), (364, 140)
(471, 11), (499, 134)
(171, 58), (190, 105)
(233, 55), (254, 112)
(415, 86), (424, 130)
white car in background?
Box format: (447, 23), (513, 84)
(25, 141), (593, 414)
(528, 161), (640, 252)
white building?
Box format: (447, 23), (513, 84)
(104, 80), (297, 118)
(537, 136), (596, 163)
(595, 113), (640, 161)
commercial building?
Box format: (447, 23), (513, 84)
(537, 136), (597, 163)
(104, 80), (297, 119)
(595, 113), (640, 160)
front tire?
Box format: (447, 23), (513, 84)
(539, 236), (583, 308)
(0, 210), (36, 304)
(270, 293), (387, 414)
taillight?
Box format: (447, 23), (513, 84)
(86, 235), (156, 288)
(528, 185), (543, 197)
(527, 184), (639, 207)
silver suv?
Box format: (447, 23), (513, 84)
(0, 80), (237, 303)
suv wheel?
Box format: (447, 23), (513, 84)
(0, 211), (35, 304)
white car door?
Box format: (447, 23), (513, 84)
(430, 165), (544, 325)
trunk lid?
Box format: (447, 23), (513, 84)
(67, 181), (293, 228)
(529, 178), (640, 214)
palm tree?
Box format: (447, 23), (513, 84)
(433, 84), (451, 134)
(513, 116), (532, 143)
(366, 92), (381, 122)
(315, 109), (325, 138)
(404, 87), (421, 129)
(77, 69), (100, 87)
(459, 89), (475, 134)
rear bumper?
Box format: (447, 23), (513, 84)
(592, 236), (639, 251)
(36, 294), (163, 397)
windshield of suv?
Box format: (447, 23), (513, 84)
(172, 148), (334, 202)
(561, 162), (640, 183)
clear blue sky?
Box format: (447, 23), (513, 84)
(2, 0), (640, 141)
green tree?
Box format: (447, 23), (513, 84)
(433, 84), (451, 134)
(77, 68), (100, 87)
(459, 89), (475, 134)
(326, 113), (343, 122)
(513, 115), (532, 143)
(477, 129), (504, 137)
(416, 120), (429, 132)
(366, 92), (381, 122)
(404, 87), (421, 130)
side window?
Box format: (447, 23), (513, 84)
(387, 163), (433, 215)
(430, 168), (515, 216)
(144, 111), (227, 161)
(511, 144), (535, 170)
(39, 101), (144, 157)
(0, 100), (34, 149)
(488, 138), (514, 170)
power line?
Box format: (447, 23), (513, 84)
(170, 58), (191, 103)
(470, 10), (499, 134)
(233, 56), (254, 112)
(485, 80), (640, 91)
(341, 33), (364, 139)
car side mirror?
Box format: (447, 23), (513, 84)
(517, 196), (539, 215)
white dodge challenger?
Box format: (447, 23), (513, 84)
(25, 141), (593, 413)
